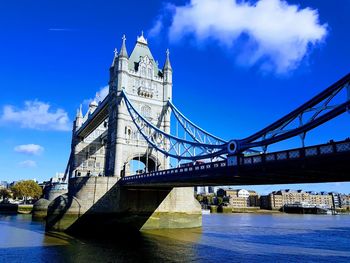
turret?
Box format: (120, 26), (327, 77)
(109, 48), (118, 81)
(164, 49), (172, 72)
(75, 104), (83, 130)
(163, 49), (172, 100)
(119, 35), (128, 59)
(116, 35), (129, 91)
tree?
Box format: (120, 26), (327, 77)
(0, 188), (11, 203)
(11, 180), (42, 204)
(216, 197), (223, 206)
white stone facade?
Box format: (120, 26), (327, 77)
(70, 33), (172, 179)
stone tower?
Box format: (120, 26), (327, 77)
(105, 33), (172, 179)
(48, 34), (202, 233)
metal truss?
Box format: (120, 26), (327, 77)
(168, 100), (226, 145)
(122, 91), (227, 161)
(227, 73), (350, 154)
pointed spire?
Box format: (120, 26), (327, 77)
(76, 104), (83, 118)
(119, 34), (128, 58)
(111, 48), (118, 67)
(163, 49), (172, 70)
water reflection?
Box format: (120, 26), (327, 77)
(1, 214), (350, 262)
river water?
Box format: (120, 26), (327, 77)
(0, 213), (349, 262)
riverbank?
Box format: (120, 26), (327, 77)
(0, 204), (33, 214)
(231, 208), (281, 214)
(209, 205), (350, 215)
(209, 205), (281, 214)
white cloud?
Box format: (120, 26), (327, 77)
(153, 0), (327, 73)
(14, 144), (44, 155)
(19, 160), (37, 168)
(0, 100), (70, 131)
(83, 86), (109, 106)
(149, 19), (163, 38)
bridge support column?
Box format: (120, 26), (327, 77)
(46, 177), (202, 236)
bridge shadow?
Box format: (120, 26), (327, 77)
(46, 176), (174, 238)
(46, 176), (89, 232)
(68, 183), (172, 237)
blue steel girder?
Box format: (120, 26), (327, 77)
(122, 91), (227, 161)
(168, 100), (227, 145)
(227, 73), (350, 154)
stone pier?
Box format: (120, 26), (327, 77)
(32, 183), (68, 219)
(46, 176), (202, 235)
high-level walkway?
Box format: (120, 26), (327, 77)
(120, 140), (350, 188)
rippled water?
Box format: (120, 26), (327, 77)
(0, 213), (349, 262)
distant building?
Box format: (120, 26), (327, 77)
(50, 173), (65, 184)
(261, 189), (333, 210)
(217, 188), (259, 208)
(340, 194), (350, 209)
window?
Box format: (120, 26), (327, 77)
(125, 126), (132, 141)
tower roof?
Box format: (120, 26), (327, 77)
(128, 32), (160, 75)
(119, 35), (128, 58)
(137, 31), (148, 45)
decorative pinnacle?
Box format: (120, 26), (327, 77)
(77, 104), (83, 118)
(137, 30), (148, 45)
(111, 48), (118, 67)
(164, 48), (172, 70)
(119, 34), (128, 58)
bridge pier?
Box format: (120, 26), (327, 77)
(46, 176), (202, 235)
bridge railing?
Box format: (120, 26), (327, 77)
(121, 139), (350, 182)
(237, 140), (350, 166)
(122, 161), (227, 181)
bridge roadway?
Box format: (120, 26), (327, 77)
(120, 139), (350, 188)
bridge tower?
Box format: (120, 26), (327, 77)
(46, 33), (202, 234)
(105, 33), (172, 179)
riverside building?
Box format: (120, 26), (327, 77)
(217, 188), (260, 208)
(260, 189), (333, 210)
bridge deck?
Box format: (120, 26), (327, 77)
(120, 140), (350, 188)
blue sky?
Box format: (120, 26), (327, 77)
(0, 0), (350, 194)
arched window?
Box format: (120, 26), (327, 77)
(125, 126), (132, 141)
(148, 68), (152, 78)
(141, 66), (146, 76)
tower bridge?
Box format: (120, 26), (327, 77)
(46, 33), (350, 235)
